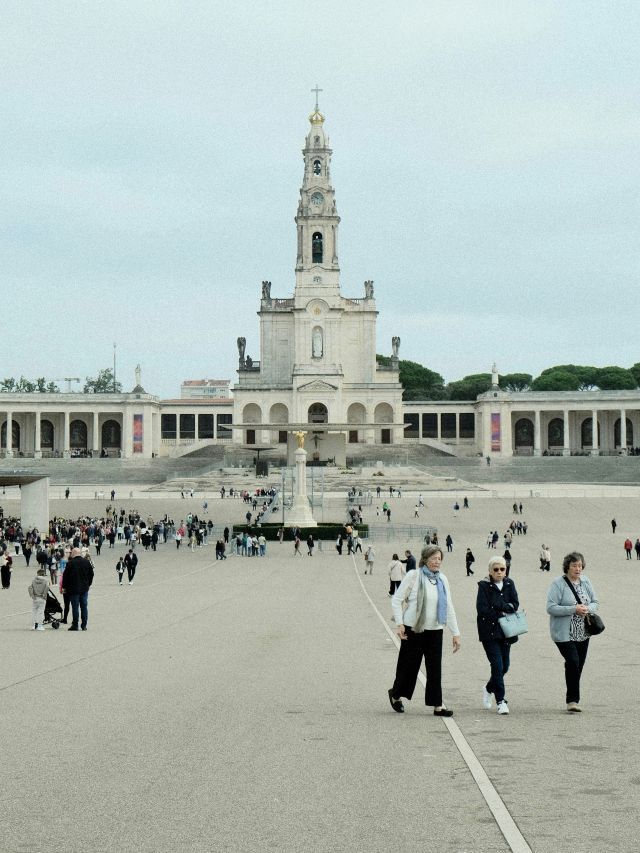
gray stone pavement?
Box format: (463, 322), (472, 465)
(1, 492), (640, 852)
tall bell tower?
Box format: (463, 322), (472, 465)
(294, 86), (341, 293)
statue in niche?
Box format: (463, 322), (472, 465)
(364, 280), (374, 299)
(261, 281), (271, 300)
(392, 336), (401, 358)
(237, 337), (246, 364)
(312, 326), (323, 358)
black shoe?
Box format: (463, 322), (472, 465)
(81, 627), (87, 631)
(433, 707), (454, 717)
(61, 619), (67, 624)
(388, 689), (404, 713)
(68, 625), (79, 631)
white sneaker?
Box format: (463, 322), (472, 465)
(497, 701), (509, 715)
(482, 687), (493, 709)
(35, 625), (45, 631)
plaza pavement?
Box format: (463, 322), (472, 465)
(1, 488), (639, 852)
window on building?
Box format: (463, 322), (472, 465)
(278, 431), (288, 444)
(198, 414), (214, 439)
(459, 413), (475, 439)
(422, 413), (437, 438)
(161, 414), (177, 440)
(313, 159), (321, 175)
(348, 430), (359, 443)
(404, 413), (419, 439)
(312, 232), (323, 263)
(441, 413), (456, 439)
(180, 414), (195, 440)
(217, 413), (232, 440)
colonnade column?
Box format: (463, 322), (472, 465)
(620, 408), (627, 453)
(34, 411), (42, 458)
(92, 411), (99, 455)
(591, 408), (599, 456)
(122, 410), (132, 459)
(63, 411), (70, 458)
(563, 410), (570, 456)
(533, 410), (541, 456)
(5, 411), (13, 457)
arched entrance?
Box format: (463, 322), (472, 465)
(614, 418), (633, 448)
(102, 419), (122, 451)
(547, 417), (564, 449)
(374, 402), (394, 444)
(41, 419), (54, 451)
(514, 418), (534, 452)
(581, 417), (600, 449)
(70, 419), (88, 453)
(347, 402), (366, 443)
(243, 404), (262, 445)
(1, 421), (20, 451)
(270, 404), (289, 444)
(308, 403), (328, 424)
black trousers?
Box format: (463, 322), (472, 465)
(555, 639), (589, 704)
(389, 579), (401, 595)
(127, 565), (136, 582)
(392, 628), (443, 707)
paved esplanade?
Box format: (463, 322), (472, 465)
(1, 493), (638, 852)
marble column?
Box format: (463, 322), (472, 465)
(563, 410), (571, 456)
(533, 410), (541, 456)
(34, 411), (42, 458)
(63, 411), (70, 458)
(591, 408), (599, 456)
(287, 443), (317, 527)
(620, 408), (627, 452)
(5, 411), (13, 457)
(92, 411), (99, 455)
(122, 410), (132, 459)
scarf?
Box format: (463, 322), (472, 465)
(413, 567), (448, 633)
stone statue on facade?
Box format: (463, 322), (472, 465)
(237, 337), (246, 367)
(261, 281), (271, 300)
(312, 327), (323, 358)
(293, 430), (307, 449)
(364, 280), (374, 299)
(392, 336), (401, 358)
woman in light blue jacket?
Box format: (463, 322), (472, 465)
(546, 552), (599, 713)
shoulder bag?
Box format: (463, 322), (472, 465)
(563, 576), (604, 635)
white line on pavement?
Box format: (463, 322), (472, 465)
(351, 555), (533, 853)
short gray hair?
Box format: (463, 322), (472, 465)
(419, 545), (443, 567)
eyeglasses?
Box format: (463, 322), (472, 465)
(491, 568), (506, 572)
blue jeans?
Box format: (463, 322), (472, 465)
(482, 639), (511, 703)
(70, 591), (89, 629)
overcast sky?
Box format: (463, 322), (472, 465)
(2, 1), (638, 398)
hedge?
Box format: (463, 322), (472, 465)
(231, 523), (369, 542)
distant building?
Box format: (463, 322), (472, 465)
(180, 379), (231, 400)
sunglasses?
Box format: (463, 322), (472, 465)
(491, 567), (506, 572)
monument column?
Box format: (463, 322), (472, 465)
(533, 410), (541, 456)
(591, 408), (599, 456)
(34, 410), (42, 458)
(5, 411), (13, 458)
(286, 431), (317, 527)
(563, 409), (571, 456)
(620, 408), (627, 452)
(63, 411), (70, 457)
(92, 411), (99, 456)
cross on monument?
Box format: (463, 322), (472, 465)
(311, 84), (323, 111)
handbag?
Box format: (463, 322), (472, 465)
(498, 610), (528, 638)
(563, 576), (604, 636)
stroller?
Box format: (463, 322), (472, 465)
(43, 589), (63, 629)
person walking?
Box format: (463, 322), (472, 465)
(465, 548), (475, 576)
(401, 549), (416, 574)
(635, 539), (640, 560)
(624, 538), (633, 560)
(124, 549), (138, 584)
(611, 518), (617, 533)
(388, 545), (460, 716)
(1, 552), (12, 589)
(546, 551), (600, 712)
(294, 536), (302, 556)
(61, 548), (94, 631)
(306, 534), (315, 556)
(503, 548), (512, 577)
(364, 544), (375, 575)
(445, 534), (453, 553)
(28, 566), (49, 631)
(540, 544), (551, 572)
(476, 556), (520, 715)
(388, 553), (405, 596)
(116, 556), (125, 585)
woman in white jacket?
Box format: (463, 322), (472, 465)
(388, 545), (461, 716)
(388, 553), (405, 596)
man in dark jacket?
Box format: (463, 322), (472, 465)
(400, 550), (416, 573)
(61, 548), (94, 631)
(124, 549), (138, 584)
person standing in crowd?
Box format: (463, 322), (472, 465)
(388, 553), (404, 596)
(306, 534), (315, 557)
(635, 538), (640, 560)
(445, 534), (453, 553)
(294, 536), (302, 556)
(124, 549), (138, 584)
(476, 556), (520, 715)
(465, 548), (475, 576)
(28, 566), (49, 630)
(116, 556), (125, 585)
(611, 518), (617, 533)
(624, 538), (633, 560)
(388, 545), (461, 716)
(61, 547), (94, 631)
(546, 552), (599, 712)
(400, 549), (416, 573)
(1, 552), (12, 589)
(364, 544), (375, 575)
(503, 548), (512, 576)
(540, 544), (551, 572)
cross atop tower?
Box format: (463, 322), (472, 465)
(311, 84), (323, 111)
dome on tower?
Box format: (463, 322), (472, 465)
(309, 108), (325, 125)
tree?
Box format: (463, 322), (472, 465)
(446, 373), (492, 400)
(0, 378), (16, 392)
(499, 373), (532, 392)
(15, 377), (36, 393)
(536, 364), (600, 390)
(595, 366), (637, 390)
(531, 370), (581, 391)
(630, 363), (640, 387)
(376, 356), (446, 400)
(84, 368), (122, 393)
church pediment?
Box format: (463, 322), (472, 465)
(297, 379), (339, 393)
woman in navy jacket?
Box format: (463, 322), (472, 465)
(476, 556), (520, 715)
